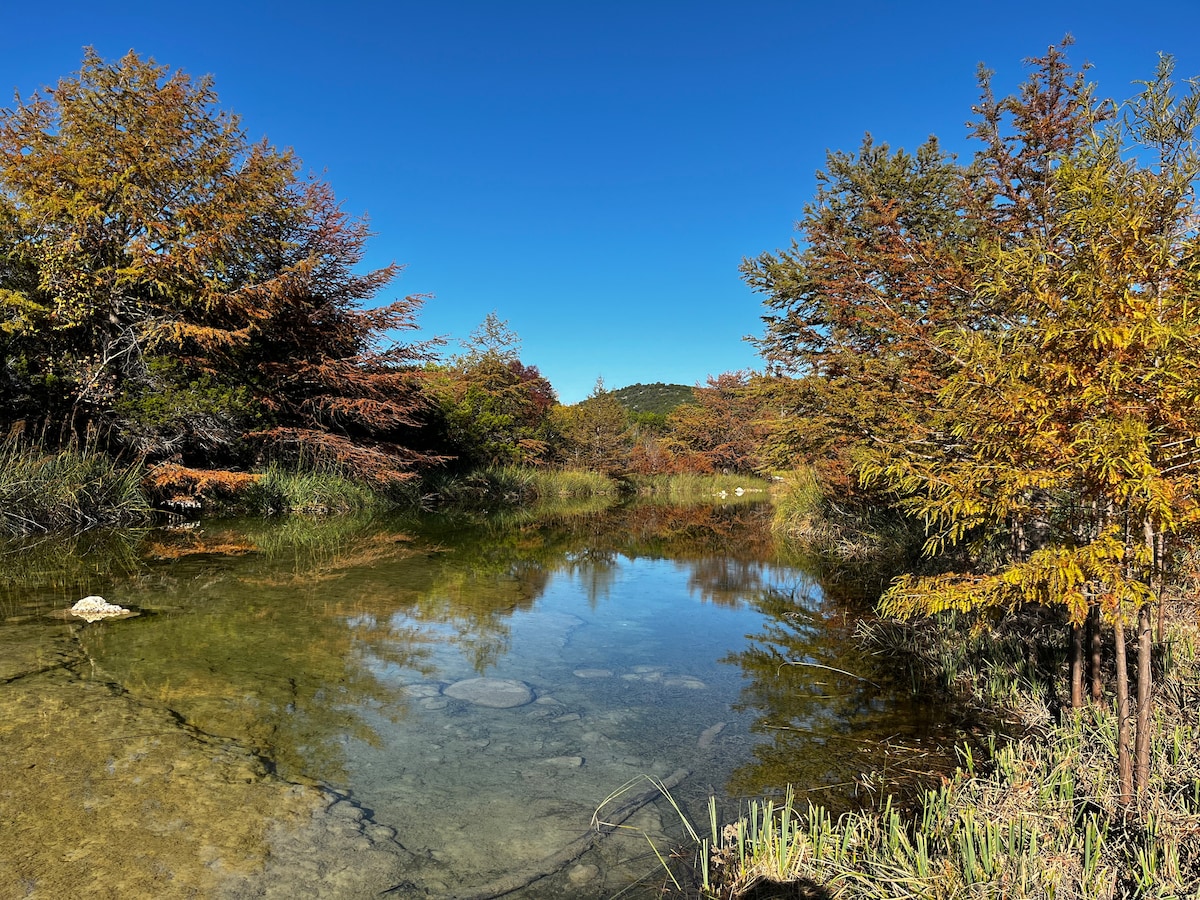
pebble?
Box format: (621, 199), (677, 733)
(443, 678), (534, 708)
(403, 683), (443, 699)
(568, 863), (600, 886)
(544, 756), (584, 768)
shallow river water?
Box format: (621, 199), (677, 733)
(0, 501), (963, 899)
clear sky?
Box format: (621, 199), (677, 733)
(4, 2), (1200, 403)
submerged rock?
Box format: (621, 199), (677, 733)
(443, 678), (534, 708)
(544, 755), (584, 768)
(572, 668), (612, 678)
(698, 722), (726, 748)
(568, 863), (600, 886)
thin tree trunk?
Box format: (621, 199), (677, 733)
(1153, 527), (1165, 645)
(1070, 622), (1084, 709)
(1134, 602), (1153, 794)
(1089, 606), (1104, 703)
(1114, 616), (1133, 805)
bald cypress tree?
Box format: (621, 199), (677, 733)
(0, 50), (438, 481)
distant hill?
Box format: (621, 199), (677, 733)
(609, 382), (696, 415)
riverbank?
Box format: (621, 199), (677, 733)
(0, 433), (774, 534)
(666, 604), (1200, 898)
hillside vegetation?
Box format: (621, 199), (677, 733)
(609, 382), (696, 415)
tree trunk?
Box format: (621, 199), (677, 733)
(1070, 622), (1084, 709)
(1088, 605), (1104, 703)
(1114, 616), (1133, 805)
(1134, 602), (1153, 794)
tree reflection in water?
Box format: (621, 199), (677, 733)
(724, 573), (964, 811)
(2, 498), (962, 823)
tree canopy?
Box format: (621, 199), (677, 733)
(744, 41), (1200, 799)
(0, 49), (437, 481)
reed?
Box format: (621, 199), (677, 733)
(420, 466), (617, 507)
(770, 467), (915, 563)
(0, 429), (150, 534)
(240, 463), (384, 515)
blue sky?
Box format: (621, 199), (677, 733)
(4, 2), (1200, 403)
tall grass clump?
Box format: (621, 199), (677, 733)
(421, 466), (616, 507)
(240, 463), (384, 515)
(771, 466), (917, 563)
(525, 466), (616, 498)
(0, 430), (150, 534)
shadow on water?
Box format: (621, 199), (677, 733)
(0, 500), (965, 898)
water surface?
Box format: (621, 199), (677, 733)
(0, 502), (962, 898)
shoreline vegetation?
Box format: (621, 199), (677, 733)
(654, 604), (1200, 899)
(0, 431), (776, 534)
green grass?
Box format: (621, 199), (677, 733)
(240, 464), (385, 515)
(661, 616), (1200, 899)
(0, 430), (150, 534)
(770, 467), (917, 563)
(420, 466), (617, 507)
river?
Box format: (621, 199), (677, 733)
(0, 500), (964, 899)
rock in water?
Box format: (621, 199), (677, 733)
(572, 668), (612, 678)
(698, 722), (726, 748)
(443, 678), (534, 708)
(568, 864), (600, 886)
(69, 596), (130, 623)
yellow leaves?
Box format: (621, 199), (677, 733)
(0, 288), (47, 333)
(881, 527), (1152, 627)
(879, 572), (1004, 620)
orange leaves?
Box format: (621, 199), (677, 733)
(749, 43), (1200, 633)
(0, 50), (441, 476)
(144, 463), (262, 510)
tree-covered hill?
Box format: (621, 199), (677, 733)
(609, 382), (695, 415)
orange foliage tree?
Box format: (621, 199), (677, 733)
(0, 49), (438, 482)
(746, 42), (1200, 801)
